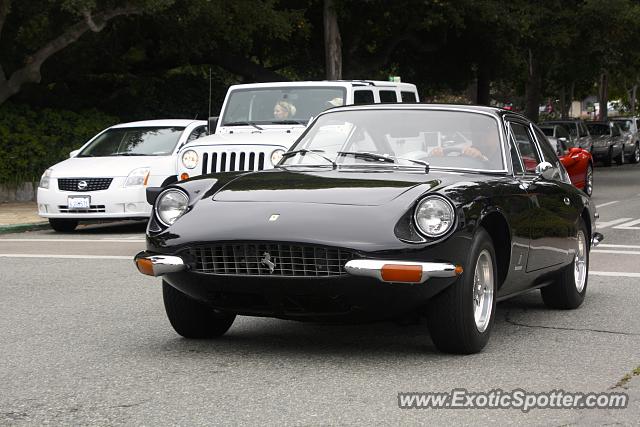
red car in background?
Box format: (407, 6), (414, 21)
(539, 124), (594, 196)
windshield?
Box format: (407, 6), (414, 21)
(281, 109), (504, 171)
(586, 124), (610, 136)
(554, 123), (578, 137)
(78, 127), (185, 157)
(540, 127), (554, 137)
(221, 86), (347, 126)
(614, 120), (631, 131)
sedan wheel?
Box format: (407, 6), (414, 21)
(631, 143), (640, 164)
(540, 220), (588, 309)
(427, 227), (497, 354)
(615, 145), (625, 165)
(583, 164), (593, 197)
(604, 147), (613, 166)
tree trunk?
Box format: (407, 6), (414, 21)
(0, 5), (142, 106)
(598, 71), (608, 121)
(323, 0), (342, 80)
(630, 83), (637, 115)
(559, 86), (566, 119)
(524, 49), (541, 122)
(476, 64), (490, 106)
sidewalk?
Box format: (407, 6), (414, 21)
(0, 202), (49, 233)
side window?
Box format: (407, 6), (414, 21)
(401, 91), (417, 103)
(510, 122), (541, 173)
(354, 90), (374, 105)
(508, 134), (524, 175)
(379, 90), (398, 103)
(533, 127), (561, 166)
(186, 126), (207, 143)
(580, 123), (588, 136)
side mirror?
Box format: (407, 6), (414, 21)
(535, 161), (556, 180)
(208, 116), (219, 135)
(69, 149), (80, 158)
(558, 137), (568, 143)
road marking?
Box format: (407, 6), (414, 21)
(597, 218), (632, 228)
(613, 219), (640, 230)
(592, 249), (640, 255)
(590, 271), (640, 278)
(0, 238), (144, 243)
(598, 244), (640, 249)
(596, 201), (619, 208)
(0, 254), (130, 260)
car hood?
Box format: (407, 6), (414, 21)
(49, 156), (172, 178)
(591, 135), (612, 147)
(210, 168), (442, 206)
(183, 128), (305, 151)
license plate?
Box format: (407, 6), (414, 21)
(68, 196), (90, 209)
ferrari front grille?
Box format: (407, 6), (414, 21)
(186, 243), (355, 277)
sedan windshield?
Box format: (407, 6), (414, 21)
(221, 87), (347, 126)
(586, 124), (610, 136)
(281, 109), (504, 171)
(78, 127), (185, 157)
(613, 120), (632, 132)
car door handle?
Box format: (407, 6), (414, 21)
(563, 197), (571, 206)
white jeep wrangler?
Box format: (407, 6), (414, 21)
(177, 80), (419, 178)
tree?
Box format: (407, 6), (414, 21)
(0, 0), (174, 105)
(323, 0), (341, 79)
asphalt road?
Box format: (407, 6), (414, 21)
(1, 165), (639, 425)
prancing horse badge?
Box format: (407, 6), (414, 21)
(261, 252), (276, 273)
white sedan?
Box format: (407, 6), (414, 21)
(37, 119), (207, 232)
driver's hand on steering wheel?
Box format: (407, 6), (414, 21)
(463, 146), (488, 161)
(430, 146), (444, 157)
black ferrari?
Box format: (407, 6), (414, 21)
(134, 104), (603, 354)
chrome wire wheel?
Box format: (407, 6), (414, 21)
(574, 230), (587, 293)
(472, 249), (494, 333)
(584, 165), (593, 196)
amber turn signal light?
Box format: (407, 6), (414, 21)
(180, 173), (189, 181)
(136, 258), (155, 276)
(381, 264), (423, 283)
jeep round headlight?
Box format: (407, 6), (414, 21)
(155, 189), (189, 226)
(414, 195), (455, 238)
(271, 149), (285, 165)
(181, 150), (198, 169)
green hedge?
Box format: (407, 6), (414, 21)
(0, 103), (118, 184)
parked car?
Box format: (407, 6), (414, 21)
(539, 124), (594, 196)
(585, 121), (625, 166)
(37, 119), (207, 232)
(540, 119), (593, 152)
(134, 104), (602, 354)
(176, 80), (419, 180)
(610, 117), (640, 163)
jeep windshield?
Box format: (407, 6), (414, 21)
(281, 109), (505, 172)
(221, 86), (347, 126)
(77, 127), (185, 157)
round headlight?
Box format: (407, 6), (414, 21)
(271, 149), (285, 165)
(414, 195), (456, 238)
(155, 189), (189, 226)
(181, 150), (199, 169)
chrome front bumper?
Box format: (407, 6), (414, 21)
(134, 251), (186, 276)
(344, 260), (462, 284)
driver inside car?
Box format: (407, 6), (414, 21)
(428, 125), (502, 169)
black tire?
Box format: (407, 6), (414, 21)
(426, 227), (497, 354)
(615, 145), (624, 165)
(540, 219), (589, 309)
(630, 143), (640, 164)
(48, 218), (78, 232)
(603, 147), (613, 166)
(163, 281), (235, 338)
(583, 164), (593, 197)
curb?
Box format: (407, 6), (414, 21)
(0, 222), (50, 234)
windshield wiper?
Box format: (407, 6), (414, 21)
(337, 151), (429, 172)
(281, 149), (337, 168)
(223, 121), (264, 131)
(114, 153), (147, 156)
(272, 119), (307, 125)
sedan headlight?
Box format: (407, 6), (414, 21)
(414, 195), (456, 238)
(271, 149), (285, 165)
(39, 168), (52, 189)
(155, 189), (189, 226)
(124, 167), (150, 187)
(182, 150), (199, 169)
